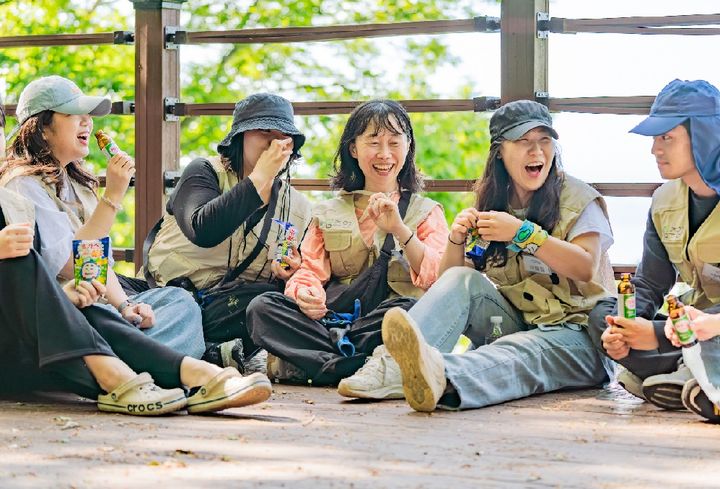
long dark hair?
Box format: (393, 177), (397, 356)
(472, 137), (564, 271)
(1, 110), (97, 196)
(331, 99), (423, 192)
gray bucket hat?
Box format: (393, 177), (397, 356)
(217, 93), (305, 154)
(490, 100), (559, 141)
(9, 76), (111, 138)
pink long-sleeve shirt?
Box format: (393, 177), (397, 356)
(285, 193), (448, 301)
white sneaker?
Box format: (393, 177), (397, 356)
(337, 346), (404, 400)
(616, 367), (645, 400)
(382, 307), (447, 412)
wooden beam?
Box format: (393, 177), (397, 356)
(500, 0), (549, 103)
(0, 32), (116, 48)
(181, 18), (495, 45)
(131, 0), (185, 271)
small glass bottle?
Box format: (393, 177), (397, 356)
(617, 272), (636, 319)
(95, 130), (121, 159)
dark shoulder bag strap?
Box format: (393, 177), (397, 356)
(142, 217), (165, 288)
(219, 179), (282, 286)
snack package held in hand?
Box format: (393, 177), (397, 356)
(465, 228), (489, 259)
(73, 237), (110, 285)
(272, 218), (297, 269)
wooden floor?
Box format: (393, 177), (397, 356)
(0, 382), (718, 489)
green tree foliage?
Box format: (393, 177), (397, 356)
(0, 0), (492, 252)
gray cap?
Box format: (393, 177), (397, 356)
(217, 93), (305, 155)
(490, 100), (558, 141)
(11, 76), (111, 136)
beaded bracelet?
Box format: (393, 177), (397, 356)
(100, 194), (123, 212)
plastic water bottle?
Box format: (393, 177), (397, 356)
(485, 316), (503, 345)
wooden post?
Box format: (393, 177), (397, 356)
(130, 0), (185, 270)
(500, 0), (549, 103)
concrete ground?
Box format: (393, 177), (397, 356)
(0, 382), (718, 489)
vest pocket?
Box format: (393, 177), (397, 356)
(324, 231), (352, 251)
(155, 251), (200, 287)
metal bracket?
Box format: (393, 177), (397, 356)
(164, 26), (187, 49)
(536, 12), (550, 39)
(113, 31), (135, 45)
(474, 16), (501, 33)
(164, 97), (179, 121)
(534, 91), (549, 106)
(111, 101), (135, 115)
(473, 96), (501, 112)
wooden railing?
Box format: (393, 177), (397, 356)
(2, 2), (718, 277)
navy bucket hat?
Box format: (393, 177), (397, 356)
(217, 93), (305, 156)
(630, 79), (720, 136)
(631, 79), (720, 193)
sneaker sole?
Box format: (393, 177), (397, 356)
(337, 381), (404, 400)
(642, 383), (685, 411)
(187, 375), (273, 414)
(382, 309), (437, 412)
(98, 395), (188, 416)
(682, 380), (720, 423)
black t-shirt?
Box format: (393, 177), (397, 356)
(167, 158), (265, 248)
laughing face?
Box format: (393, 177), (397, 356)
(350, 116), (409, 193)
(43, 113), (93, 166)
(499, 127), (555, 207)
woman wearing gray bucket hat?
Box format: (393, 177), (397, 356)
(0, 79), (272, 415)
(143, 93), (313, 374)
(589, 79), (720, 423)
(366, 100), (616, 411)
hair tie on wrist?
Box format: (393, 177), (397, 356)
(448, 234), (464, 246)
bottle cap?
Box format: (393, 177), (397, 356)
(490, 316), (503, 324)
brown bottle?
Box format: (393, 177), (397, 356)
(95, 130), (121, 159)
(617, 273), (636, 319)
(666, 295), (698, 347)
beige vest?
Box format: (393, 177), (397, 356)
(484, 175), (615, 326)
(0, 187), (35, 226)
(0, 168), (98, 233)
(313, 191), (440, 299)
(651, 179), (720, 309)
(146, 158), (312, 289)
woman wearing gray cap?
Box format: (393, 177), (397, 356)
(368, 100), (615, 412)
(0, 79), (272, 415)
(0, 75), (206, 360)
(143, 93), (312, 374)
(590, 79), (720, 423)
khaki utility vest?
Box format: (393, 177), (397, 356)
(0, 168), (98, 233)
(0, 187), (35, 226)
(313, 191), (440, 299)
(146, 158), (312, 290)
(484, 175), (615, 326)
(651, 179), (720, 309)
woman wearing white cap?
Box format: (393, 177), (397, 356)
(0, 88), (272, 415)
(0, 75), (205, 359)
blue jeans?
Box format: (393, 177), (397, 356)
(98, 286), (205, 359)
(410, 267), (609, 410)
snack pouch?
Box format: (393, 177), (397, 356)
(272, 219), (297, 269)
(73, 237), (110, 285)
(465, 228), (489, 259)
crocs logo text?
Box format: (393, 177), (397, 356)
(126, 402), (163, 413)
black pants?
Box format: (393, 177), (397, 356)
(587, 297), (681, 379)
(246, 291), (417, 385)
(0, 251), (184, 399)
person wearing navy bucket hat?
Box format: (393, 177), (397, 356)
(588, 79), (720, 422)
(143, 93), (313, 376)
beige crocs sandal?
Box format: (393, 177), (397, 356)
(97, 372), (187, 416)
(187, 368), (272, 414)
